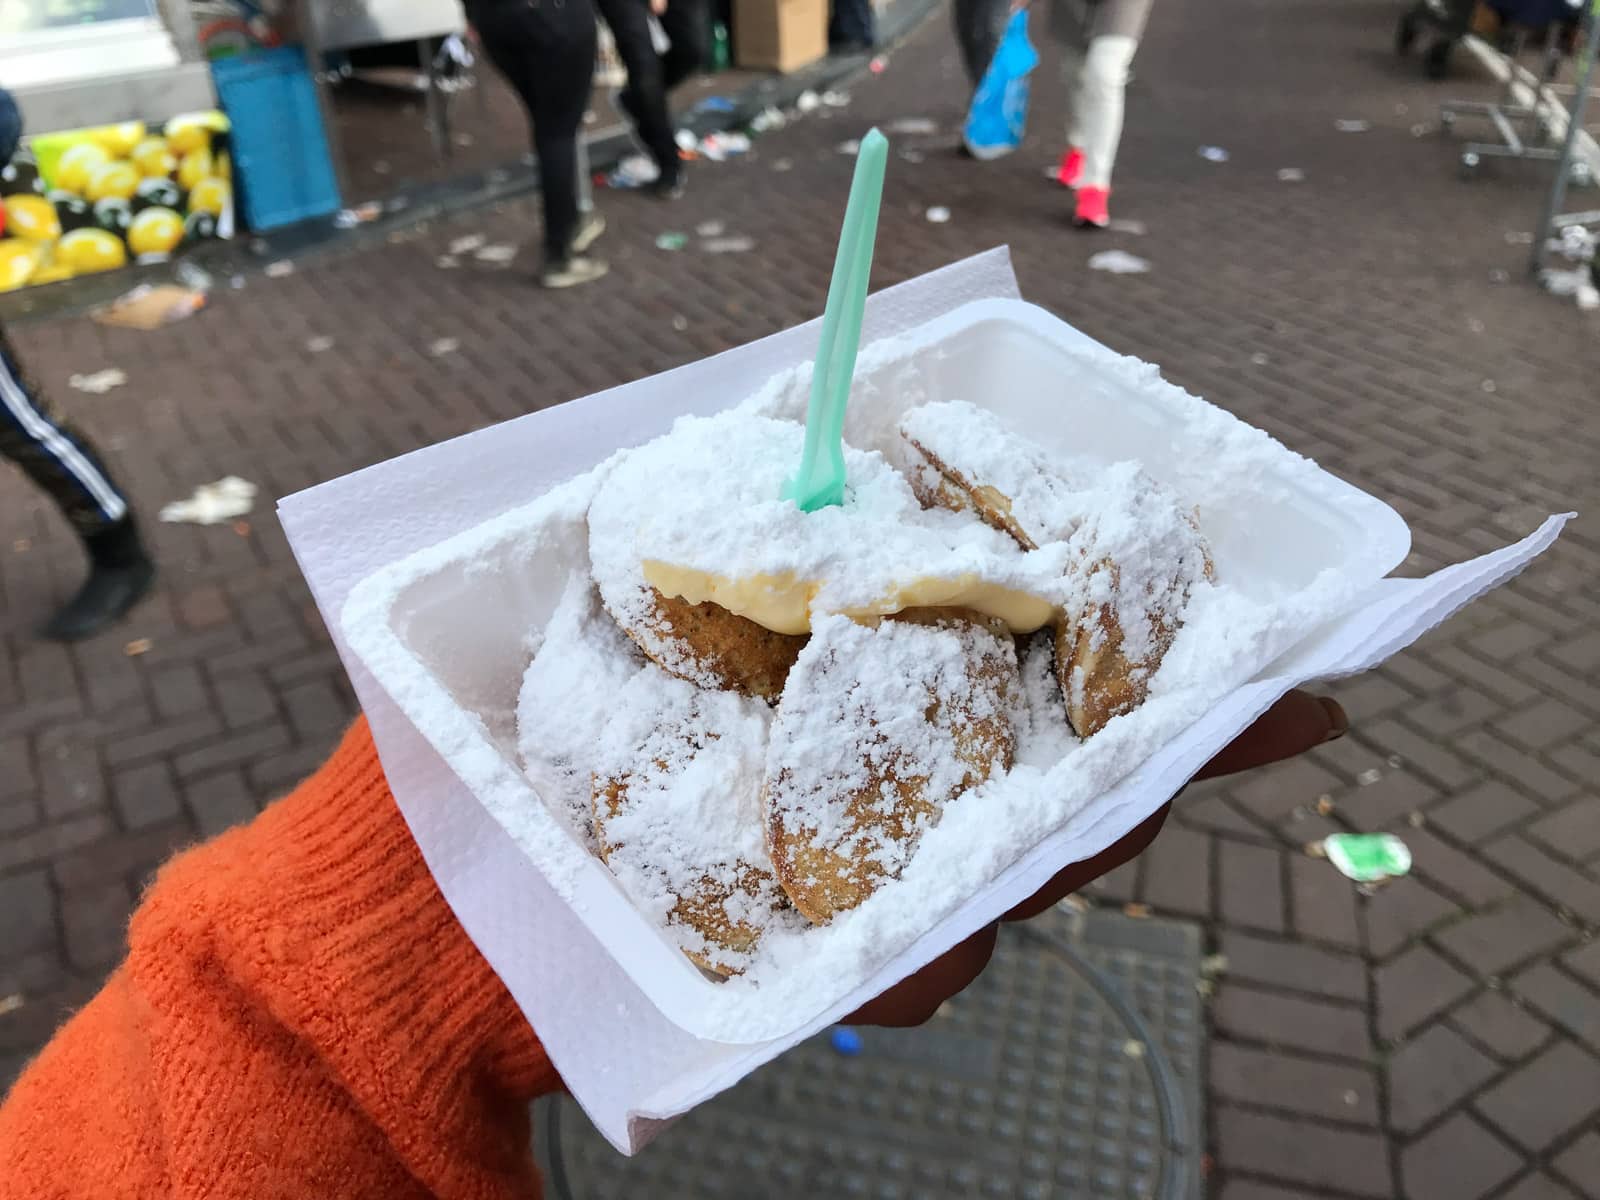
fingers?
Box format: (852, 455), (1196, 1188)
(1193, 691), (1347, 782)
(1001, 803), (1171, 922)
(845, 921), (999, 1027)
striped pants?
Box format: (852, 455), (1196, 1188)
(0, 319), (129, 539)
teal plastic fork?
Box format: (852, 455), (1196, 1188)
(783, 127), (889, 512)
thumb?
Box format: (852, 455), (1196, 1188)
(1194, 690), (1348, 781)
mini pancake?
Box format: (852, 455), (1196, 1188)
(763, 609), (1021, 924)
(899, 401), (1212, 738)
(591, 665), (792, 976)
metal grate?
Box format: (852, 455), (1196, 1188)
(537, 906), (1205, 1200)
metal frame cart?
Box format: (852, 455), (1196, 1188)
(1530, 0), (1600, 283)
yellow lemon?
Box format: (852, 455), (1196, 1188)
(56, 227), (128, 274)
(0, 239), (40, 291)
(26, 251), (78, 286)
(127, 206), (183, 256)
(85, 160), (141, 203)
(187, 176), (230, 217)
(165, 113), (227, 155)
(87, 121), (146, 158)
(3, 194), (62, 241)
(177, 147), (213, 193)
(55, 142), (111, 195)
(130, 137), (177, 179)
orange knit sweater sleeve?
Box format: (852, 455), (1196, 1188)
(0, 718), (562, 1200)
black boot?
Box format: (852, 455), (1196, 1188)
(40, 518), (156, 642)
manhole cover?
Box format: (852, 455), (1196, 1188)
(537, 907), (1204, 1199)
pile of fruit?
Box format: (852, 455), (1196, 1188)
(0, 113), (231, 292)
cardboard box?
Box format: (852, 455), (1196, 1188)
(733, 0), (828, 74)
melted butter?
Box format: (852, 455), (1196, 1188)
(642, 560), (1056, 636)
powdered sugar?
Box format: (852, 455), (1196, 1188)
(589, 411), (1058, 624)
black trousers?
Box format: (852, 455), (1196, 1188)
(597, 0), (709, 181)
(953, 0), (1008, 86)
(471, 0), (598, 261)
(0, 320), (130, 541)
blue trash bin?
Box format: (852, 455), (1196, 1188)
(211, 47), (341, 231)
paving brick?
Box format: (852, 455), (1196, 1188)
(1360, 721), (1478, 792)
(1218, 839), (1285, 933)
(1510, 964), (1600, 1052)
(1288, 854), (1360, 949)
(1400, 1112), (1521, 1200)
(1214, 1107), (1392, 1197)
(1455, 730), (1584, 808)
(50, 824), (190, 892)
(111, 760), (183, 831)
(150, 663), (210, 721)
(1210, 1042), (1378, 1123)
(1138, 823), (1211, 918)
(1230, 758), (1344, 825)
(0, 814), (113, 874)
(214, 670), (279, 731)
(1428, 780), (1543, 846)
(1219, 930), (1366, 1002)
(1215, 1185), (1307, 1200)
(171, 723), (292, 782)
(186, 769), (261, 840)
(1472, 621), (1552, 663)
(1552, 1133), (1600, 1199)
(1525, 800), (1600, 864)
(1365, 876), (1461, 959)
(1376, 944), (1476, 1041)
(280, 677), (353, 744)
(1211, 982), (1372, 1060)
(1499, 699), (1591, 753)
(1448, 990), (1554, 1062)
(1434, 898), (1576, 977)
(1494, 1172), (1583, 1200)
(1387, 1023), (1501, 1133)
(60, 880), (131, 971)
(1405, 686), (1506, 738)
(1475, 1041), (1600, 1152)
(0, 869), (55, 958)
(172, 583), (233, 630)
(1337, 768), (1440, 830)
(1566, 941), (1600, 990)
(1406, 828), (1517, 907)
(1546, 631), (1600, 677)
(102, 712), (225, 769)
(1482, 837), (1600, 925)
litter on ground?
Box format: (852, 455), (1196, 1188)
(1320, 832), (1411, 882)
(925, 206), (952, 223)
(1198, 145), (1230, 162)
(1336, 118), (1371, 132)
(655, 232), (688, 251)
(68, 369), (127, 394)
(306, 336), (335, 353)
(159, 476), (258, 526)
(1088, 249), (1151, 274)
(449, 234), (487, 255)
(1277, 167), (1305, 182)
(474, 243), (518, 265)
(701, 235), (755, 254)
(427, 337), (461, 357)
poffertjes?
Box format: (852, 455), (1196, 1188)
(591, 664), (795, 975)
(763, 609), (1021, 923)
(901, 401), (1213, 737)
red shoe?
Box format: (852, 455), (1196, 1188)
(1056, 147), (1084, 188)
(1073, 186), (1110, 229)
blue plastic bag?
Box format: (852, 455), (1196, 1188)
(963, 9), (1039, 161)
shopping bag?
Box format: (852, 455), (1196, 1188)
(963, 9), (1039, 160)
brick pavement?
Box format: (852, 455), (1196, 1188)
(3, 0), (1600, 1194)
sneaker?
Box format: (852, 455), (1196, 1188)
(1073, 185), (1110, 229)
(650, 173), (686, 201)
(1056, 147), (1084, 188)
(540, 256), (609, 289)
(572, 212), (606, 254)
(40, 556), (156, 641)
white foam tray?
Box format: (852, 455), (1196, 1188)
(340, 297), (1413, 1044)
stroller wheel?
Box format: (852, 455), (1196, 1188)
(1424, 40), (1452, 79)
(1459, 150), (1481, 179)
(1397, 12), (1418, 54)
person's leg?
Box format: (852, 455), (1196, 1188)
(1073, 34), (1138, 191)
(828, 0), (876, 51)
(474, 0), (599, 269)
(953, 0), (1009, 87)
(0, 321), (154, 639)
(658, 0), (710, 89)
(596, 0), (682, 185)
